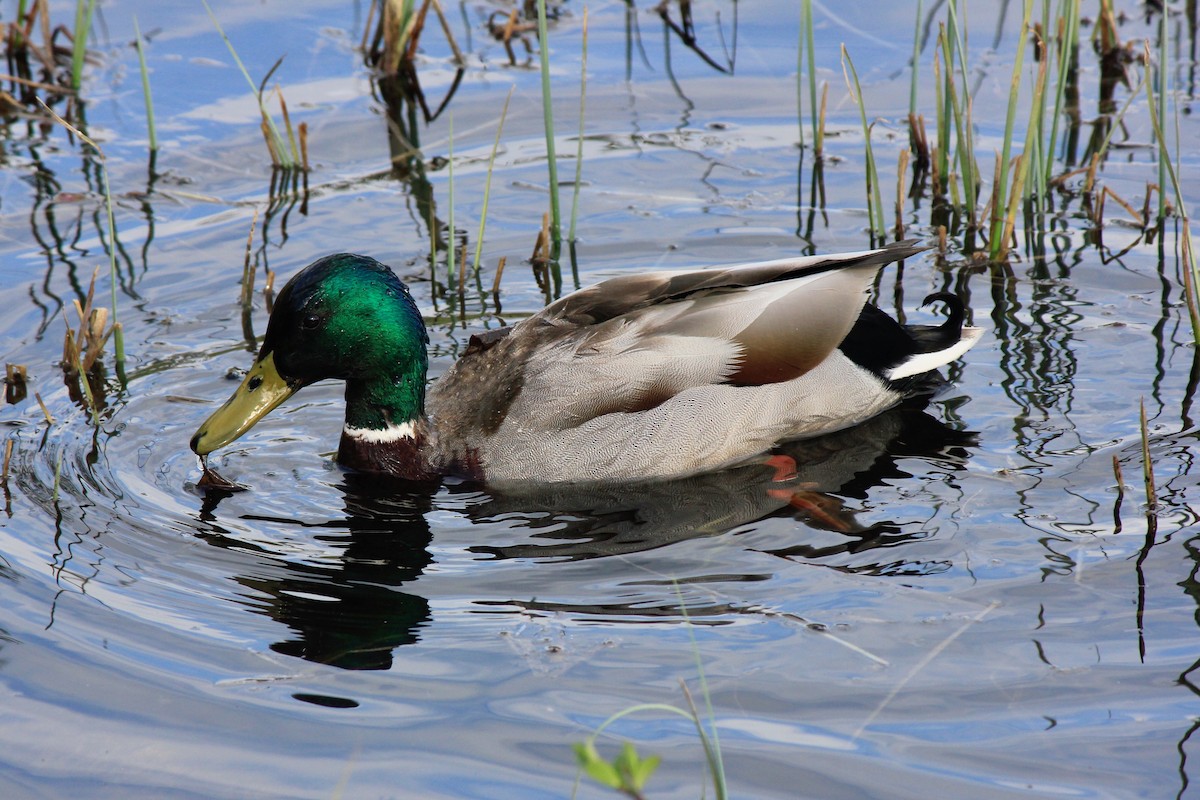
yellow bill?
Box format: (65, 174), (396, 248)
(190, 352), (298, 455)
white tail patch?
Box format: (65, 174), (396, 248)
(885, 327), (984, 381)
(343, 421), (417, 443)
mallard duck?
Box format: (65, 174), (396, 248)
(191, 240), (981, 484)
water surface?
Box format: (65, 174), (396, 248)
(1, 1), (1198, 798)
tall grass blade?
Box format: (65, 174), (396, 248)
(942, 39), (977, 233)
(568, 8), (589, 245)
(131, 16), (157, 154)
(1156, 7), (1168, 222)
(473, 88), (514, 278)
(133, 16), (157, 154)
(1180, 220), (1200, 345)
(988, 0), (1033, 257)
(841, 46), (884, 241)
(447, 113), (456, 294)
(201, 0), (294, 169)
(1143, 47), (1183, 215)
(1043, 0), (1080, 188)
(675, 586), (727, 799)
(796, 3), (805, 149)
(534, 0), (562, 287)
(999, 43), (1047, 259)
(70, 0), (96, 92)
(801, 0), (820, 155)
(909, 0), (922, 120)
(933, 40), (949, 195)
(942, 0), (982, 236)
(277, 89), (300, 166)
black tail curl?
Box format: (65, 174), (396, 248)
(838, 292), (969, 381)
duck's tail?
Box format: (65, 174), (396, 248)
(838, 293), (982, 388)
(885, 293), (983, 381)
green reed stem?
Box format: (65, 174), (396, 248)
(1044, 0), (1079, 188)
(909, 0), (922, 120)
(1027, 39), (1050, 202)
(933, 44), (948, 192)
(796, 5), (805, 149)
(937, 29), (972, 223)
(675, 585), (727, 799)
(996, 153), (1029, 261)
(841, 46), (885, 240)
(802, 0), (821, 155)
(1144, 53), (1183, 216)
(428, 190), (437, 296)
(201, 0), (293, 169)
(98, 165), (125, 375)
(940, 5), (957, 183)
(390, 0), (418, 72)
(945, 0), (981, 225)
(1141, 39), (1197, 340)
(1156, 8), (1168, 221)
(75, 352), (99, 426)
(568, 8), (589, 244)
(1181, 220), (1200, 346)
(71, 0), (97, 92)
(133, 16), (157, 154)
(473, 88), (514, 278)
(447, 113), (455, 293)
(989, 0), (1033, 258)
(534, 0), (562, 280)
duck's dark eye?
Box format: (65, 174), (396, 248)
(301, 314), (323, 330)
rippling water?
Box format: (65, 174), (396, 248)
(1, 1), (1198, 798)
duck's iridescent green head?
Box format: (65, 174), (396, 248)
(190, 254), (428, 456)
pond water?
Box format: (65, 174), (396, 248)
(1, 0), (1198, 798)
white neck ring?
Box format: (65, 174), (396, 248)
(342, 421), (417, 443)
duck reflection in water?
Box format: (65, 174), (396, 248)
(195, 402), (974, 670)
(197, 474), (435, 670)
(469, 405), (972, 565)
